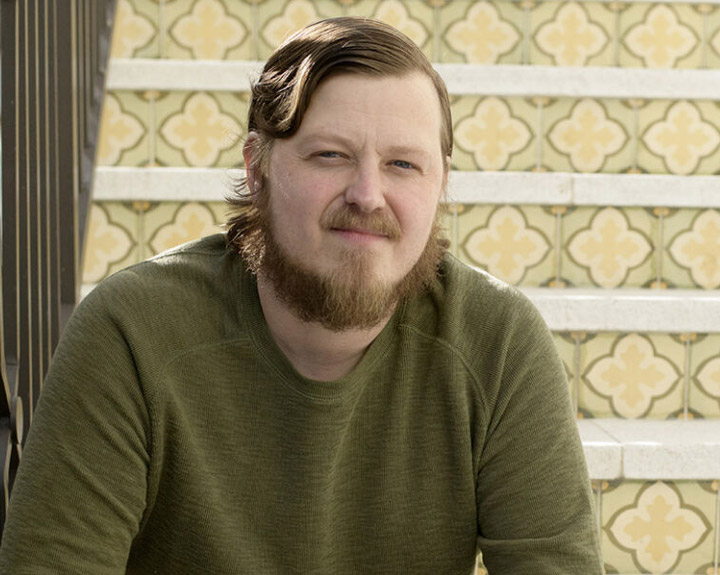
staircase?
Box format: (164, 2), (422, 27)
(90, 0), (720, 572)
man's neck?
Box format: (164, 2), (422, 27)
(256, 275), (392, 382)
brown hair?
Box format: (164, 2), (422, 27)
(226, 16), (453, 257)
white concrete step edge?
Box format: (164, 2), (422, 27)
(579, 419), (720, 480)
(523, 287), (720, 333)
(106, 59), (720, 101)
(93, 167), (720, 208)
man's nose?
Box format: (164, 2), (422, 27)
(344, 163), (386, 213)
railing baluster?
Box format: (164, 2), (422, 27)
(0, 0), (116, 533)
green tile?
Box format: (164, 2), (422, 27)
(83, 202), (140, 284)
(456, 204), (554, 286)
(562, 207), (655, 289)
(602, 481), (715, 574)
(690, 333), (720, 418)
(346, 0), (436, 60)
(580, 332), (683, 419)
(452, 96), (536, 172)
(529, 1), (614, 67)
(438, 0), (524, 64)
(98, 92), (152, 167)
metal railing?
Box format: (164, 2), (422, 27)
(0, 0), (115, 535)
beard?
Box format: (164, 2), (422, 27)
(252, 200), (447, 332)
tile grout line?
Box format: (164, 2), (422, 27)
(715, 479), (719, 574)
(683, 334), (692, 419)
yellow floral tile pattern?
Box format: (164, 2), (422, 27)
(110, 0), (720, 69)
(548, 99), (628, 173)
(461, 205), (550, 284)
(169, 0), (247, 60)
(149, 202), (223, 255)
(585, 333), (681, 418)
(82, 203), (138, 283)
(97, 93), (147, 166)
(160, 92), (242, 167)
(623, 5), (698, 68)
(566, 207), (652, 289)
(444, 1), (521, 64)
(602, 481), (715, 573)
(534, 3), (608, 66)
(691, 334), (720, 417)
(643, 101), (720, 176)
(111, 0), (157, 59)
(668, 210), (720, 290)
(82, 201), (228, 285)
(454, 98), (532, 171)
(99, 90), (718, 176)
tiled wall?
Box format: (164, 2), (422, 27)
(115, 0), (720, 67)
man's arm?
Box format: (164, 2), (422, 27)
(0, 283), (150, 574)
(475, 296), (603, 574)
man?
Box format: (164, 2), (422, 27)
(0, 17), (603, 574)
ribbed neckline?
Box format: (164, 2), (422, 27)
(238, 263), (402, 404)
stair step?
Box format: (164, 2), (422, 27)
(107, 59), (720, 101)
(524, 288), (720, 333)
(579, 419), (720, 480)
(93, 167), (720, 208)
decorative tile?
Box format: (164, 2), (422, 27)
(256, 0), (343, 60)
(690, 334), (720, 418)
(451, 96), (536, 172)
(164, 0), (252, 60)
(530, 2), (613, 67)
(709, 5), (720, 69)
(439, 0), (523, 64)
(145, 201), (224, 256)
(455, 204), (554, 286)
(82, 203), (139, 284)
(602, 481), (715, 574)
(639, 100), (720, 176)
(667, 209), (720, 290)
(545, 98), (632, 173)
(562, 207), (655, 289)
(111, 0), (159, 59)
(580, 332), (684, 419)
(155, 91), (246, 168)
(661, 208), (697, 289)
(346, 0), (435, 59)
(97, 92), (151, 167)
(620, 4), (701, 69)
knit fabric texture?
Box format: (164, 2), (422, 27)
(0, 234), (602, 574)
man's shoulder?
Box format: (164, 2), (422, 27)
(91, 233), (234, 298)
(435, 254), (538, 322)
(77, 233), (245, 330)
(403, 254), (549, 362)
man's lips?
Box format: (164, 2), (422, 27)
(330, 227), (390, 242)
(332, 227), (388, 237)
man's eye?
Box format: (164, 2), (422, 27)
(393, 160), (414, 170)
(318, 151), (341, 158)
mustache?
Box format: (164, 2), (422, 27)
(320, 206), (402, 240)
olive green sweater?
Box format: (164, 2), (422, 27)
(0, 234), (602, 574)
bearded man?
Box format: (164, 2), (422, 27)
(0, 17), (603, 575)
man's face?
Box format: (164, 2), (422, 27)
(246, 72), (450, 329)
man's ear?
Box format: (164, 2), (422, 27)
(243, 132), (262, 193)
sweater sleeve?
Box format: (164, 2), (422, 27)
(0, 282), (151, 574)
(474, 294), (603, 575)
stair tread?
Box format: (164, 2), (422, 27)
(106, 59), (720, 101)
(579, 419), (720, 480)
